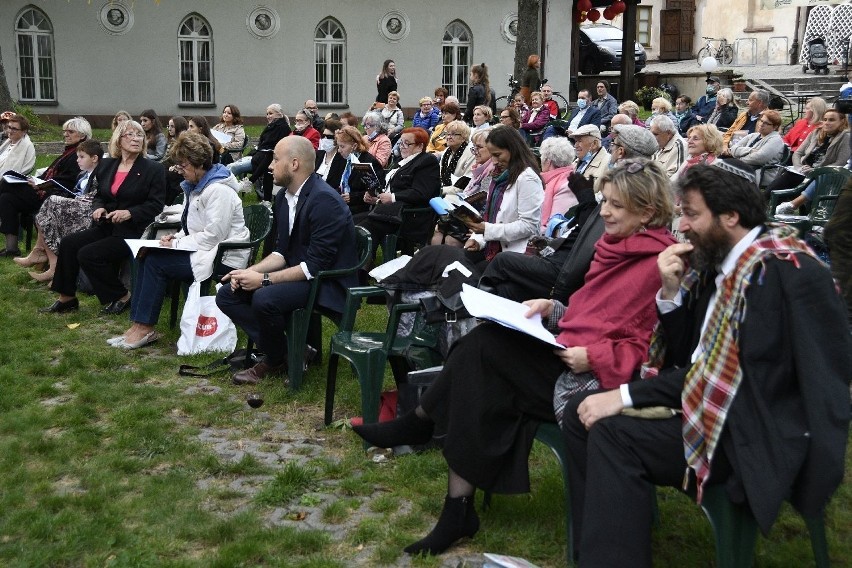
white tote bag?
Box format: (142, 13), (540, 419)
(177, 282), (238, 355)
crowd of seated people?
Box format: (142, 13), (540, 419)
(3, 86), (850, 567)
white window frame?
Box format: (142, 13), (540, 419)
(178, 14), (214, 105)
(15, 6), (56, 103)
(442, 20), (472, 105)
(637, 6), (653, 49)
(314, 18), (347, 105)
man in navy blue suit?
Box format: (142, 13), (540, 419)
(217, 136), (357, 384)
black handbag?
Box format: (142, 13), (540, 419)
(367, 201), (405, 224)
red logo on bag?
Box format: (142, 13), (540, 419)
(196, 315), (218, 337)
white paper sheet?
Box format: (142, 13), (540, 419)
(460, 284), (565, 349)
(124, 238), (198, 258)
(367, 254), (412, 282)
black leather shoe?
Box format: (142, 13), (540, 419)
(39, 298), (79, 313)
(101, 297), (131, 315)
(0, 248), (22, 258)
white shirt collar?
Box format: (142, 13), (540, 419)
(719, 226), (762, 277)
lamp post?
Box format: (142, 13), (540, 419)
(700, 56), (719, 82)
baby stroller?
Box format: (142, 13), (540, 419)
(803, 37), (829, 74)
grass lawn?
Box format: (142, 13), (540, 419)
(2, 157), (850, 567)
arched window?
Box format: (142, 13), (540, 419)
(178, 14), (213, 104)
(15, 7), (56, 102)
(314, 18), (346, 105)
(442, 21), (472, 105)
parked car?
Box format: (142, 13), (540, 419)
(579, 23), (647, 74)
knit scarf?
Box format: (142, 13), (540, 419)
(440, 141), (468, 187)
(483, 169), (510, 260)
(684, 152), (716, 170)
(44, 144), (78, 181)
(642, 224), (821, 503)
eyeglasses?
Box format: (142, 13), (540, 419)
(306, 107), (318, 112)
(122, 132), (144, 140)
(611, 142), (623, 149)
(470, 144), (485, 153)
(399, 139), (417, 148)
(294, 119), (309, 125)
(174, 162), (192, 171)
(62, 129), (79, 135)
(363, 123), (376, 129)
(445, 132), (461, 138)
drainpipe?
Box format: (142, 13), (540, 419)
(790, 7), (801, 65)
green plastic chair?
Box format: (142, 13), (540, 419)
(380, 205), (435, 261)
(768, 166), (852, 233)
(700, 484), (829, 568)
(323, 285), (441, 427)
(281, 225), (373, 390)
(481, 421), (574, 566)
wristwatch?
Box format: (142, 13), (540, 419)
(262, 273), (271, 287)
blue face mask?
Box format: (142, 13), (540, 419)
(706, 86), (716, 96)
(576, 99), (587, 110)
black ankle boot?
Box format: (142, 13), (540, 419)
(404, 494), (480, 556)
(352, 409), (434, 448)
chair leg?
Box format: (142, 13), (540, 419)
(804, 515), (830, 568)
(535, 422), (574, 566)
(169, 281), (181, 329)
(700, 485), (758, 568)
(324, 353), (341, 426)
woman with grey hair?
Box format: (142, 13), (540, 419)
(705, 88), (738, 131)
(539, 136), (578, 231)
(0, 116), (90, 257)
(363, 111), (391, 167)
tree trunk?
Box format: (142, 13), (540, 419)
(514, 0), (541, 80)
(0, 47), (16, 111)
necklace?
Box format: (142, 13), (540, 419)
(441, 141), (467, 186)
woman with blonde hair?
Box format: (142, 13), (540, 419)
(672, 123), (724, 181)
(380, 91), (405, 140)
(470, 105), (493, 132)
(439, 120), (475, 196)
(618, 100), (645, 127)
(353, 158), (677, 557)
(783, 96), (827, 151)
(111, 110), (132, 131)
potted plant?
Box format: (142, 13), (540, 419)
(635, 86), (668, 111)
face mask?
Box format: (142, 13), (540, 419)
(576, 99), (587, 110)
(367, 131), (378, 141)
(706, 86), (716, 96)
(319, 138), (335, 152)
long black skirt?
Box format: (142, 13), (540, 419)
(421, 322), (566, 494)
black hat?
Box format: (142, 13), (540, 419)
(706, 76), (720, 84)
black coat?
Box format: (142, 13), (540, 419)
(315, 150), (346, 190)
(463, 84), (498, 123)
(382, 151), (440, 241)
(90, 157), (166, 238)
(629, 245), (851, 533)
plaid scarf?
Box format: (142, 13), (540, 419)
(642, 224), (820, 503)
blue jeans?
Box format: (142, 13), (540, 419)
(130, 248), (194, 325)
(216, 280), (312, 366)
(228, 157), (253, 178)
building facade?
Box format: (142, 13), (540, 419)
(0, 1), (574, 124)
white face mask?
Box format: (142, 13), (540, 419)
(319, 138), (335, 152)
(576, 99), (587, 110)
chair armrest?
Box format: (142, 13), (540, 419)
(768, 186), (805, 213)
(338, 286), (388, 332)
(384, 303), (422, 351)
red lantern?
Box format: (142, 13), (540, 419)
(577, 0), (593, 13)
(587, 8), (601, 22)
(611, 1), (626, 14)
(603, 6), (615, 20)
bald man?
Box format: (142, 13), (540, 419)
(217, 136), (357, 385)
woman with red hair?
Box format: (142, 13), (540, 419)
(520, 54), (541, 105)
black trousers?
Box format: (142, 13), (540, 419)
(0, 180), (41, 236)
(420, 323), (566, 494)
(51, 225), (132, 304)
(215, 280), (311, 366)
(478, 248), (570, 302)
(561, 392), (688, 568)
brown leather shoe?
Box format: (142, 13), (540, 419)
(232, 361), (286, 385)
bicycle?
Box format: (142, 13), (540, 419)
(696, 36), (734, 65)
(494, 75), (571, 119)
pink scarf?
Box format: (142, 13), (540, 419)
(540, 165), (577, 231)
